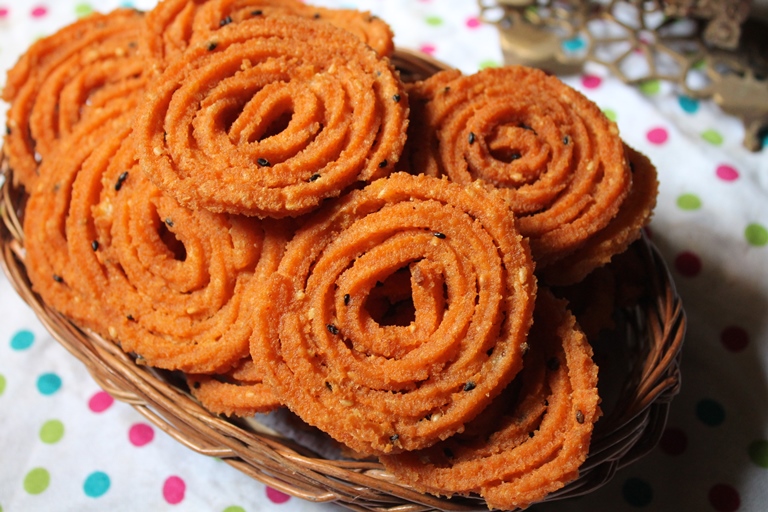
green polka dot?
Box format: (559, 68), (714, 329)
(223, 507), (246, 512)
(639, 79), (660, 95)
(39, 420), (65, 444)
(745, 223), (768, 247)
(0, 374), (6, 396)
(602, 108), (617, 122)
(701, 129), (724, 146)
(676, 193), (702, 211)
(478, 59), (499, 70)
(425, 16), (443, 26)
(748, 440), (768, 468)
(75, 3), (93, 17)
(24, 468), (50, 495)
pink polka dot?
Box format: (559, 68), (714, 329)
(716, 164), (739, 181)
(0, 7), (9, 17)
(466, 17), (481, 28)
(31, 5), (47, 17)
(674, 251), (702, 277)
(129, 423), (155, 447)
(88, 391), (114, 413)
(720, 325), (749, 353)
(581, 74), (602, 89)
(659, 427), (687, 456)
(708, 484), (741, 512)
(266, 486), (291, 504)
(419, 44), (436, 56)
(646, 127), (669, 145)
(163, 476), (186, 505)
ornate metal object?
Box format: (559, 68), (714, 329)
(478, 0), (768, 151)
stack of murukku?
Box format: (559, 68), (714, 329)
(3, 0), (659, 509)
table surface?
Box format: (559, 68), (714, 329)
(1, 1), (767, 511)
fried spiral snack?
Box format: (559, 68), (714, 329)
(141, 0), (394, 70)
(404, 67), (633, 276)
(251, 172), (537, 455)
(380, 289), (601, 510)
(135, 14), (409, 218)
(25, 112), (290, 373)
(2, 8), (145, 189)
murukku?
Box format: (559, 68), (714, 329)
(135, 14), (409, 218)
(251, 172), (536, 455)
(141, 0), (394, 71)
(380, 288), (601, 510)
(404, 66), (633, 276)
(187, 356), (282, 417)
(2, 8), (145, 188)
(538, 144), (659, 285)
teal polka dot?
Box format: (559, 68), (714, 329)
(24, 468), (50, 495)
(40, 420), (65, 444)
(74, 3), (93, 17)
(223, 507), (246, 512)
(425, 16), (443, 26)
(639, 80), (660, 95)
(676, 193), (702, 211)
(622, 477), (653, 507)
(745, 223), (768, 247)
(84, 471), (111, 498)
(696, 398), (725, 426)
(678, 95), (699, 114)
(748, 440), (768, 468)
(0, 374), (6, 396)
(702, 129), (724, 146)
(119, 1), (135, 7)
(11, 330), (35, 350)
(37, 373), (62, 395)
(562, 36), (586, 52)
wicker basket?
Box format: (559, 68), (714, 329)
(0, 49), (686, 512)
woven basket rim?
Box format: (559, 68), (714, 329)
(0, 49), (687, 512)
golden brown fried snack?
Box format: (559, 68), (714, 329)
(380, 288), (601, 510)
(135, 14), (408, 218)
(251, 172), (536, 456)
(141, 0), (394, 70)
(404, 66), (634, 278)
(2, 8), (145, 188)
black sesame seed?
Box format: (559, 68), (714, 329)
(510, 153), (521, 161)
(327, 324), (339, 335)
(433, 232), (446, 239)
(443, 86), (450, 93)
(220, 16), (232, 26)
(343, 294), (351, 305)
(468, 132), (476, 145)
(193, 381), (201, 389)
(207, 41), (218, 51)
(257, 157), (271, 167)
(528, 431), (535, 438)
(165, 218), (174, 227)
(115, 171), (128, 191)
(127, 314), (135, 321)
(91, 240), (99, 251)
(563, 135), (570, 145)
(325, 381), (333, 391)
(390, 434), (399, 442)
(313, 12), (321, 19)
(5, 125), (10, 135)
(576, 410), (585, 424)
(251, 9), (263, 16)
(378, 159), (388, 168)
(393, 93), (401, 103)
(53, 274), (64, 283)
(309, 173), (321, 182)
(463, 381), (476, 392)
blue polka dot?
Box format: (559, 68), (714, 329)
(678, 95), (699, 114)
(11, 330), (35, 350)
(562, 36), (586, 52)
(36, 373), (62, 395)
(622, 477), (653, 507)
(84, 471), (111, 498)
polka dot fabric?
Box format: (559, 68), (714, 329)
(0, 1), (767, 511)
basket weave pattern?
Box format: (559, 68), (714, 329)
(0, 51), (686, 512)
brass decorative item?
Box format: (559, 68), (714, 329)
(478, 0), (768, 151)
